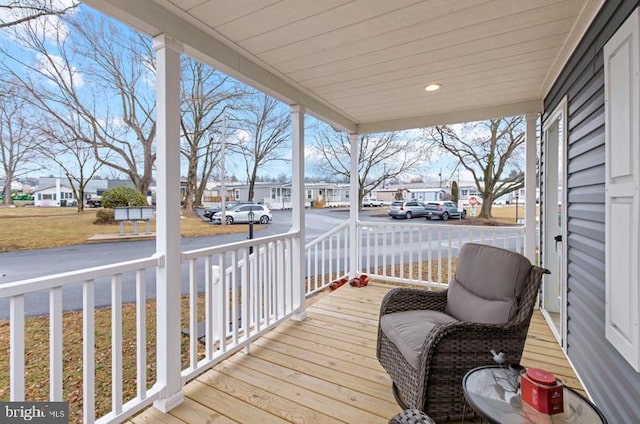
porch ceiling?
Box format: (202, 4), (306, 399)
(84, 0), (604, 133)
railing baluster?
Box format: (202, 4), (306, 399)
(242, 247), (250, 346)
(83, 280), (95, 424)
(447, 228), (452, 282)
(50, 287), (63, 401)
(427, 229), (432, 284)
(10, 295), (25, 401)
(265, 243), (273, 324)
(189, 259), (198, 369)
(373, 225), (379, 274)
(135, 269), (147, 401)
(391, 226), (396, 278)
(276, 240), (284, 318)
(320, 239), (326, 289)
(288, 238), (294, 314)
(217, 255), (227, 353)
(418, 227), (423, 282)
(231, 250), (239, 345)
(313, 243), (319, 292)
(437, 229), (443, 283)
(254, 244), (261, 333)
(408, 226), (414, 280)
(204, 256), (213, 360)
(307, 244), (312, 291)
(111, 274), (123, 415)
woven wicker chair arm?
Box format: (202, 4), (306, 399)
(380, 287), (448, 315)
(420, 320), (528, 362)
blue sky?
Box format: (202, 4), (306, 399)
(0, 2), (493, 187)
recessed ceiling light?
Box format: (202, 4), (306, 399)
(424, 83), (442, 92)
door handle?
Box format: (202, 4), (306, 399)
(554, 234), (562, 251)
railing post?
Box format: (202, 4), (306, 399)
(152, 33), (184, 412)
(290, 105), (307, 321)
(349, 133), (360, 278)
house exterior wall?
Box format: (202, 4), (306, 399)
(542, 0), (640, 421)
(407, 188), (446, 202)
(34, 186), (74, 207)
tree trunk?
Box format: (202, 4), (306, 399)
(2, 183), (13, 205)
(480, 191), (494, 218)
(77, 188), (85, 212)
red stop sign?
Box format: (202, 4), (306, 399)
(468, 196), (479, 206)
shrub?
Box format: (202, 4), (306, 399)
(94, 208), (115, 224)
(101, 187), (147, 208)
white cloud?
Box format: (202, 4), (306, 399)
(35, 52), (84, 88)
(1, 0), (77, 43)
(232, 129), (252, 144)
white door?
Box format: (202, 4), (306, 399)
(542, 98), (568, 345)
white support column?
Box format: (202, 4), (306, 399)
(349, 133), (360, 278)
(290, 105), (307, 321)
(525, 113), (538, 262)
(152, 34), (184, 412)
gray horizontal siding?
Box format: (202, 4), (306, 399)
(542, 0), (640, 422)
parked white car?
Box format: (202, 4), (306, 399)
(212, 204), (272, 225)
(362, 197), (384, 207)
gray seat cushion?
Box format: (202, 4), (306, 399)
(446, 243), (531, 324)
(380, 310), (458, 369)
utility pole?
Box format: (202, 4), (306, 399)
(383, 163), (386, 189)
(220, 113), (227, 225)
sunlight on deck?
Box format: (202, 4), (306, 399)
(130, 283), (580, 423)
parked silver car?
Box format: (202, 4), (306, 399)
(425, 200), (466, 220)
(388, 200), (428, 219)
(211, 204), (272, 225)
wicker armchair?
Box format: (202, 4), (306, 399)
(377, 243), (549, 422)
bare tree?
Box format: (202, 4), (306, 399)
(1, 12), (157, 195)
(311, 126), (427, 208)
(180, 58), (247, 211)
(424, 116), (525, 218)
(0, 0), (78, 28)
(36, 116), (104, 212)
(229, 92), (290, 201)
(0, 84), (41, 204)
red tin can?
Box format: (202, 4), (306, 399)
(520, 368), (564, 414)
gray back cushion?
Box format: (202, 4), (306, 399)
(446, 243), (531, 324)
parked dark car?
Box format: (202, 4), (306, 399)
(388, 200), (428, 219)
(203, 200), (254, 221)
(425, 200), (466, 220)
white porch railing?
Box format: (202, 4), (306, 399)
(304, 221), (350, 295)
(180, 231), (299, 382)
(0, 220), (525, 423)
(358, 221), (526, 288)
(0, 257), (162, 424)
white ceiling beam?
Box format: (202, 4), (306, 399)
(82, 0), (357, 133)
(357, 100), (543, 134)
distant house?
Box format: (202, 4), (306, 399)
(33, 178), (76, 207)
(408, 188), (447, 202)
(34, 177), (137, 206)
(301, 182), (350, 207)
(373, 184), (447, 203)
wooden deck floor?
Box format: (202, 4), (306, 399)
(130, 283), (581, 423)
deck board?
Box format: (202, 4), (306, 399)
(133, 283), (582, 423)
